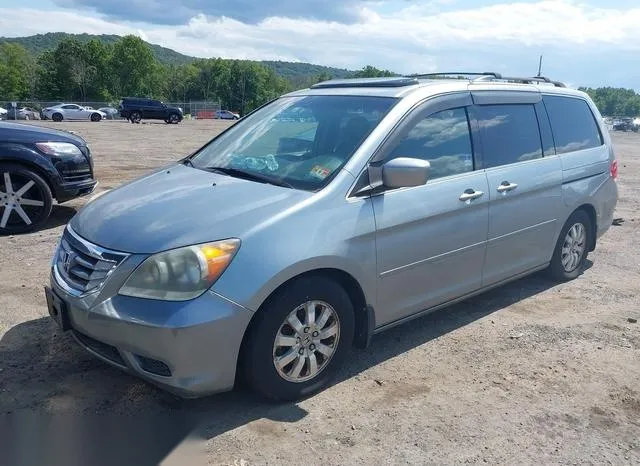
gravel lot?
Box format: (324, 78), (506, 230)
(1, 120), (639, 465)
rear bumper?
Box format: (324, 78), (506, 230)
(50, 270), (253, 398)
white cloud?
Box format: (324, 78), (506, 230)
(1, 1), (639, 88)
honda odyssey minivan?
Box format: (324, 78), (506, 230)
(46, 73), (618, 401)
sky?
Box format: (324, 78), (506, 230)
(1, 0), (639, 89)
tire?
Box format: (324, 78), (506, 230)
(168, 113), (180, 124)
(52, 113), (63, 122)
(90, 113), (101, 122)
(130, 111), (142, 124)
(242, 276), (355, 402)
(547, 210), (591, 282)
(0, 163), (53, 235)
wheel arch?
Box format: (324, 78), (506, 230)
(0, 154), (57, 200)
(235, 267), (375, 384)
(575, 203), (597, 252)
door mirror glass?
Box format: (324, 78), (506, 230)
(382, 157), (430, 188)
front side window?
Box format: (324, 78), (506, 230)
(387, 107), (474, 180)
(190, 95), (397, 191)
(476, 104), (543, 169)
(543, 95), (603, 154)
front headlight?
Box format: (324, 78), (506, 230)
(35, 142), (82, 157)
(119, 239), (240, 301)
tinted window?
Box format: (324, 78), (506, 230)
(388, 108), (473, 179)
(476, 104), (542, 168)
(191, 95), (397, 191)
(543, 95), (602, 154)
(62, 105), (78, 109)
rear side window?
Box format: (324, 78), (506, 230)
(543, 95), (603, 154)
(476, 104), (542, 169)
(387, 107), (474, 179)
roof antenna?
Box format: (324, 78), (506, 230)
(537, 55), (543, 77)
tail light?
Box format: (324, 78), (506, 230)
(610, 160), (618, 180)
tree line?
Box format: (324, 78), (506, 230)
(578, 87), (640, 117)
(0, 36), (395, 115)
(3, 35), (637, 117)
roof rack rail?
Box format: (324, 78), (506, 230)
(310, 77), (419, 89)
(407, 72), (503, 79)
(472, 75), (566, 88)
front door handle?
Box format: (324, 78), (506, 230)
(459, 189), (484, 202)
(497, 181), (518, 193)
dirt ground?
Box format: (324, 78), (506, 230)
(0, 120), (639, 465)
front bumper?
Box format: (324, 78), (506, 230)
(49, 264), (254, 398)
(55, 179), (98, 203)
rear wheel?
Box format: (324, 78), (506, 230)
(0, 164), (53, 235)
(130, 111), (141, 124)
(242, 276), (355, 401)
(90, 113), (101, 122)
(52, 113), (63, 122)
(547, 210), (591, 282)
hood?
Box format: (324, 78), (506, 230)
(0, 121), (86, 146)
(70, 163), (312, 254)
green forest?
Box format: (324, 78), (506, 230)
(0, 33), (638, 116)
(0, 34), (392, 115)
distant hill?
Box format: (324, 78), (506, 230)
(0, 33), (355, 79)
(0, 32), (194, 65)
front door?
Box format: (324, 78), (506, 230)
(370, 95), (490, 327)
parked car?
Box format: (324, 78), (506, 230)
(6, 107), (40, 120)
(98, 107), (120, 120)
(118, 97), (183, 124)
(612, 118), (638, 132)
(0, 108), (7, 120)
(46, 74), (618, 401)
(42, 104), (106, 122)
(0, 122), (97, 234)
(215, 110), (240, 120)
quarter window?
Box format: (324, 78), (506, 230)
(388, 107), (474, 180)
(476, 104), (543, 169)
(543, 95), (603, 154)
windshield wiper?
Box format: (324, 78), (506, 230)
(182, 158), (194, 167)
(203, 166), (294, 189)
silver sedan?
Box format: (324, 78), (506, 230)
(43, 104), (106, 122)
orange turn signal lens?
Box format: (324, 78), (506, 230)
(197, 240), (241, 282)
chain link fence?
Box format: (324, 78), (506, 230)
(0, 100), (223, 120)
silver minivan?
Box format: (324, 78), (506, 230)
(45, 73), (618, 401)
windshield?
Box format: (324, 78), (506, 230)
(190, 95), (397, 191)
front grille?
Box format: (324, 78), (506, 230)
(74, 331), (126, 367)
(54, 227), (128, 295)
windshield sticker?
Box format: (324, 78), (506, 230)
(310, 165), (331, 179)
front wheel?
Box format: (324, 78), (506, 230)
(91, 113), (101, 122)
(242, 276), (355, 401)
(0, 164), (53, 235)
(167, 113), (180, 124)
(52, 113), (63, 122)
(130, 111), (141, 124)
(547, 210), (592, 282)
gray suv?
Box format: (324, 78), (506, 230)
(45, 73), (618, 401)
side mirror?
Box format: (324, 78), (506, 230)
(382, 157), (430, 189)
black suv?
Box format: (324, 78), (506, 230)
(0, 122), (97, 234)
(118, 97), (183, 124)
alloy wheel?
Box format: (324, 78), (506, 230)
(272, 300), (340, 383)
(561, 222), (586, 272)
(0, 171), (46, 230)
